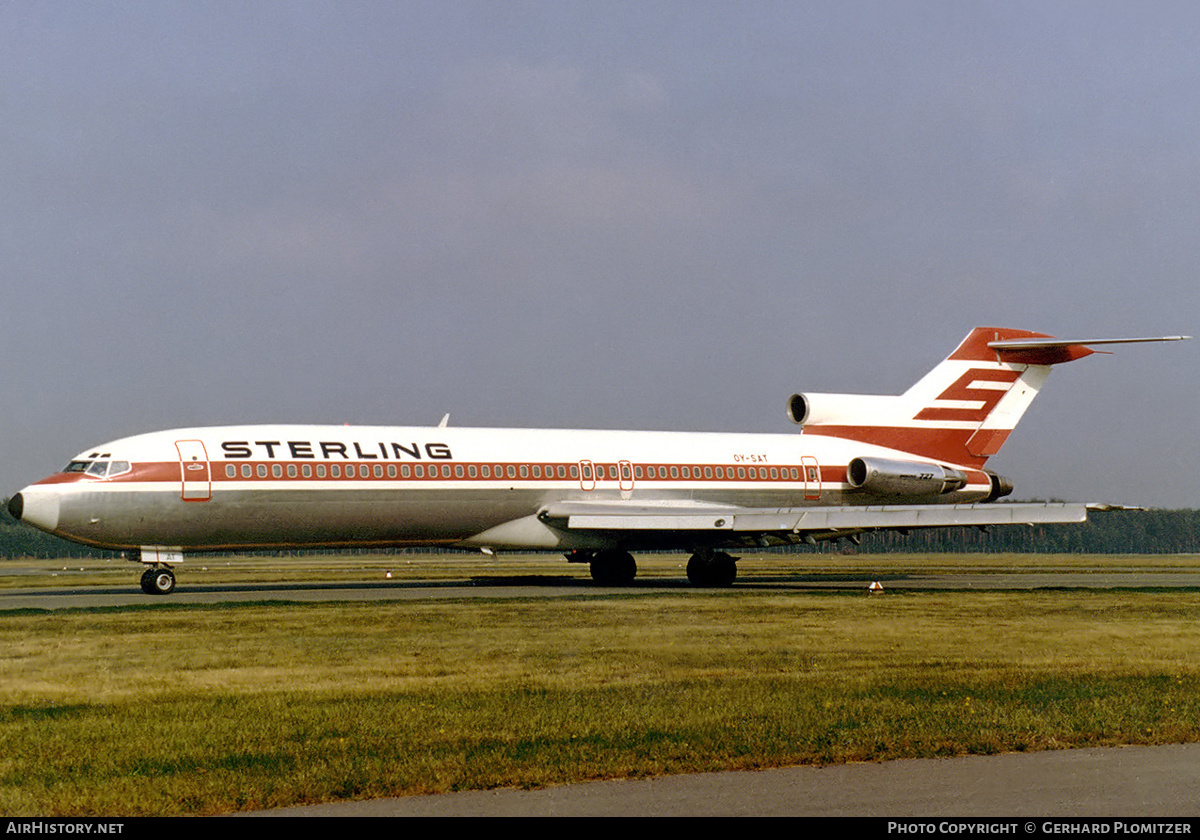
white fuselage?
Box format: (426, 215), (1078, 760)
(13, 423), (993, 553)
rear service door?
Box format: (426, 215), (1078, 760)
(801, 455), (821, 501)
(175, 439), (211, 501)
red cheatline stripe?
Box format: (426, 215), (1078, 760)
(39, 460), (860, 486)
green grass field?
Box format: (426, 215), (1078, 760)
(2, 552), (1200, 815)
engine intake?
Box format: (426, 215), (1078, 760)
(787, 393), (810, 425)
(847, 457), (968, 497)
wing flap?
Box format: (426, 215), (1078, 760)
(543, 501), (1089, 533)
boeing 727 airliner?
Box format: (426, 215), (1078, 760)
(7, 327), (1188, 594)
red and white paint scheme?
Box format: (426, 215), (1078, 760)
(8, 327), (1187, 594)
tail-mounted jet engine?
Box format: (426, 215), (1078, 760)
(847, 457), (968, 497)
(787, 393), (810, 425)
(984, 470), (1014, 502)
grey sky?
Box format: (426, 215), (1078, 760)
(2, 1), (1196, 508)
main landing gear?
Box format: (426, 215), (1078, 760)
(564, 549), (638, 585)
(588, 549), (638, 586)
(686, 550), (738, 588)
(565, 548), (738, 587)
(140, 566), (176, 595)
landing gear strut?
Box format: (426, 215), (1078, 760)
(140, 566), (176, 595)
(686, 550), (738, 587)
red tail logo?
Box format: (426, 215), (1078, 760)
(914, 368), (1022, 423)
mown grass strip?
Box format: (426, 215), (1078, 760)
(3, 588), (1200, 814)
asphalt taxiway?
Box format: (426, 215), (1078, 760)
(3, 569), (1200, 611)
(249, 743), (1200, 817)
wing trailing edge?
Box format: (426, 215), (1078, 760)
(541, 500), (1089, 534)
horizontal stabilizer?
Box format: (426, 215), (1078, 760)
(987, 334), (1190, 365)
(791, 327), (1189, 466)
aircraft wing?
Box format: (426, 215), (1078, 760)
(539, 500), (1089, 541)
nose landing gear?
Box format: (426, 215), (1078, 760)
(129, 548), (181, 595)
(140, 566), (176, 595)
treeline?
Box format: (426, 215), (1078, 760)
(851, 508), (1200, 555)
(1, 497), (1197, 559)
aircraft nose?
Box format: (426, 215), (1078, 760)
(8, 487), (60, 532)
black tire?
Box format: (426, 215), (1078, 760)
(711, 552), (737, 587)
(590, 549), (637, 585)
(141, 568), (176, 595)
(687, 552), (737, 587)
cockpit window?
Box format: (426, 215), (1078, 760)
(85, 461), (109, 478)
(62, 460), (132, 479)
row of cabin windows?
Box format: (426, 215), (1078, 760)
(224, 463), (471, 480)
(639, 465), (806, 481)
(220, 463), (568, 480)
(221, 463), (814, 482)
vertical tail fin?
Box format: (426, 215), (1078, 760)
(788, 328), (1188, 467)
